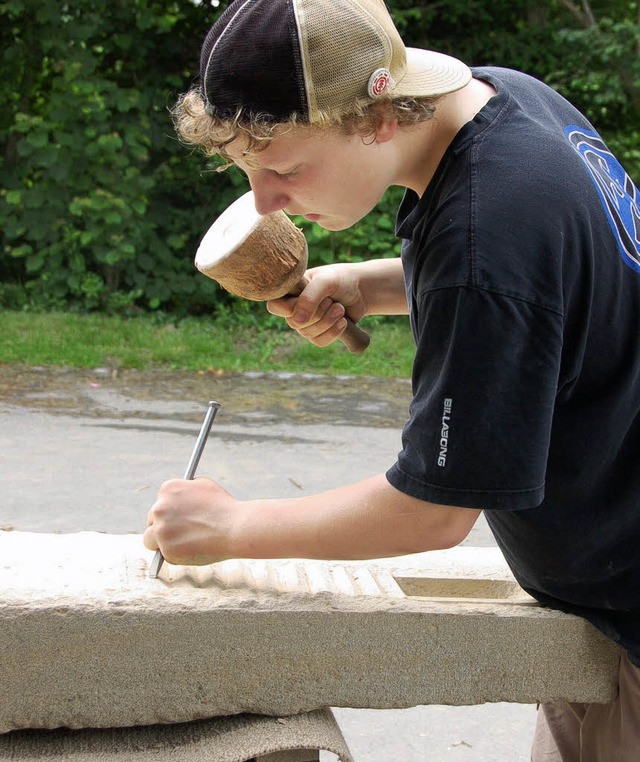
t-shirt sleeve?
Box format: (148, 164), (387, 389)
(386, 285), (563, 510)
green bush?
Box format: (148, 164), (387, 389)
(0, 0), (234, 314)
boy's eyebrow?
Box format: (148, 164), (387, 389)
(239, 152), (299, 174)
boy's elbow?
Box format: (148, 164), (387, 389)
(384, 482), (481, 555)
(410, 502), (481, 553)
(437, 505), (481, 549)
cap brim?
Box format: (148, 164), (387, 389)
(392, 48), (472, 98)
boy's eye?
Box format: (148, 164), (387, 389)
(273, 168), (298, 179)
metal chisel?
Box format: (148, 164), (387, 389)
(148, 400), (221, 579)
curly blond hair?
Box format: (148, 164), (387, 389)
(171, 87), (439, 167)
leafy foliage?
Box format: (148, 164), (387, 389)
(1, 0), (638, 315)
(0, 0), (231, 313)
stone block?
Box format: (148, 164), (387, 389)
(0, 531), (620, 734)
(0, 709), (351, 761)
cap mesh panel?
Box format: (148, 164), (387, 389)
(297, 0), (401, 117)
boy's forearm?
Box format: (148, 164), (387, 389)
(229, 473), (479, 561)
(353, 258), (408, 317)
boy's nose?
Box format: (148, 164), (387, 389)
(250, 175), (289, 216)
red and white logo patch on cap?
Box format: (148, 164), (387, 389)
(367, 68), (392, 98)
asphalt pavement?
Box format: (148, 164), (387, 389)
(0, 364), (536, 760)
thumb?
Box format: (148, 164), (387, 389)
(290, 274), (338, 325)
(266, 294), (298, 318)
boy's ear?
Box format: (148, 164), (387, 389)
(355, 103), (398, 145)
(375, 118), (398, 144)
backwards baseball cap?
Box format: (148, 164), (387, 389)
(200, 0), (471, 123)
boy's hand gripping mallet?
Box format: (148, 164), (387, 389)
(194, 191), (370, 354)
(148, 400), (221, 579)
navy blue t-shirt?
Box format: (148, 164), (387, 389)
(386, 67), (640, 662)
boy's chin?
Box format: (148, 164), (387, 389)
(316, 216), (361, 232)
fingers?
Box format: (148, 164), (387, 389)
(143, 478), (177, 554)
(297, 300), (348, 347)
(266, 267), (345, 323)
(144, 478), (234, 566)
(266, 264), (366, 348)
(291, 268), (349, 323)
(142, 525), (158, 552)
(267, 294), (349, 347)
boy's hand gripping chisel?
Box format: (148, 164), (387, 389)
(148, 400), (221, 579)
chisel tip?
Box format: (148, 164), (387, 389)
(148, 550), (165, 579)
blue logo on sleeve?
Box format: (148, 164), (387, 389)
(565, 126), (640, 273)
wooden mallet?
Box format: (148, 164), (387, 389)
(194, 191), (370, 354)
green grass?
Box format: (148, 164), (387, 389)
(0, 310), (415, 378)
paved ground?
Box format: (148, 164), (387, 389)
(0, 364), (536, 760)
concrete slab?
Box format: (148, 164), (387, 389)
(0, 532), (619, 735)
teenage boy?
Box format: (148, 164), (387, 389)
(144, 1), (640, 758)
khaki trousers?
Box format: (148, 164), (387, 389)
(531, 651), (640, 762)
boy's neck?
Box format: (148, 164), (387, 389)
(397, 77), (496, 196)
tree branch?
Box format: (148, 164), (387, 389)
(582, 0), (597, 26)
(557, 0), (597, 28)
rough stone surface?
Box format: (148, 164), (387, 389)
(0, 709), (352, 761)
(0, 531), (620, 734)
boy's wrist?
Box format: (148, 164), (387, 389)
(226, 499), (274, 560)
